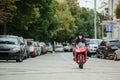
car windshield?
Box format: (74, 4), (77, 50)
(108, 41), (120, 46)
(0, 37), (18, 45)
(56, 46), (62, 48)
(63, 44), (67, 46)
(90, 40), (100, 44)
(40, 42), (45, 46)
(27, 41), (33, 46)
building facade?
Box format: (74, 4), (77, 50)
(100, 0), (120, 40)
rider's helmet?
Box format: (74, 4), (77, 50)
(78, 32), (83, 37)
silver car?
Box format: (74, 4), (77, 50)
(114, 49), (120, 61)
(46, 42), (53, 52)
(88, 39), (102, 56)
(55, 45), (64, 52)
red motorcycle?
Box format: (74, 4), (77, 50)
(73, 42), (88, 69)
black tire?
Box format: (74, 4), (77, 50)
(100, 53), (105, 59)
(70, 49), (73, 52)
(16, 55), (23, 62)
(114, 54), (118, 61)
(24, 53), (28, 60)
(99, 50), (106, 59)
(79, 56), (83, 69)
(87, 51), (91, 57)
(96, 51), (100, 58)
(27, 53), (30, 58)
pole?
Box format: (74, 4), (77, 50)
(94, 0), (97, 39)
(102, 25), (103, 39)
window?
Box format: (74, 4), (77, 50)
(100, 41), (106, 46)
(0, 37), (19, 45)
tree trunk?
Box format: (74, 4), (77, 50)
(3, 22), (7, 35)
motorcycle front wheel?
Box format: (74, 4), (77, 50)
(79, 56), (83, 69)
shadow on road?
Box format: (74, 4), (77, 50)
(0, 60), (18, 63)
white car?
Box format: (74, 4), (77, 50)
(114, 49), (120, 61)
(64, 45), (71, 52)
(88, 39), (102, 55)
(46, 43), (53, 52)
(55, 45), (64, 52)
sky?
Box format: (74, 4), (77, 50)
(77, 0), (106, 12)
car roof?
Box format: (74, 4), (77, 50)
(0, 35), (19, 38)
(56, 45), (63, 46)
(90, 39), (102, 40)
(103, 39), (119, 42)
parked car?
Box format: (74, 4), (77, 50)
(96, 40), (120, 59)
(34, 41), (41, 56)
(55, 45), (64, 52)
(0, 35), (25, 62)
(27, 40), (38, 57)
(19, 37), (29, 59)
(46, 42), (53, 52)
(63, 43), (72, 52)
(85, 38), (90, 46)
(39, 42), (47, 54)
(114, 49), (120, 61)
(88, 39), (102, 56)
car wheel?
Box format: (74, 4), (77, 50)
(114, 54), (118, 61)
(87, 52), (91, 57)
(100, 54), (104, 59)
(23, 50), (28, 59)
(16, 55), (23, 62)
(99, 50), (106, 59)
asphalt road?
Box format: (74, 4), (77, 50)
(0, 52), (120, 80)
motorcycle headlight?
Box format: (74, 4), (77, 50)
(76, 49), (80, 52)
(12, 47), (20, 51)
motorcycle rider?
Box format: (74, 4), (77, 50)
(73, 32), (87, 61)
(75, 32), (86, 45)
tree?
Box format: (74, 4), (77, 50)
(48, 0), (77, 42)
(115, 0), (120, 19)
(0, 0), (17, 34)
(67, 0), (95, 38)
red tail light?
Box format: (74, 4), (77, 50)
(105, 42), (108, 50)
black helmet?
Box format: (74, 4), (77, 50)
(78, 32), (83, 36)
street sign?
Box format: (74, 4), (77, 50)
(106, 24), (113, 32)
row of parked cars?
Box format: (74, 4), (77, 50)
(87, 39), (120, 61)
(55, 43), (74, 52)
(0, 35), (48, 62)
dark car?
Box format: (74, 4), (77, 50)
(0, 35), (25, 62)
(96, 40), (120, 59)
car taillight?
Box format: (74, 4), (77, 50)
(30, 46), (34, 52)
(105, 42), (108, 50)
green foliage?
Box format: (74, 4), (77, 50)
(0, 0), (17, 22)
(0, 0), (101, 42)
(67, 0), (98, 38)
(53, 0), (76, 42)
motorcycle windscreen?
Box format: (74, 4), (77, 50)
(78, 42), (85, 48)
